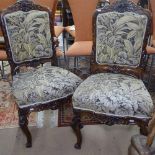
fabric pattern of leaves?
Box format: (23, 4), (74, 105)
(4, 10), (53, 63)
(12, 66), (82, 108)
(96, 12), (147, 66)
(73, 73), (153, 118)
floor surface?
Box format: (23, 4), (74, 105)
(0, 123), (139, 155)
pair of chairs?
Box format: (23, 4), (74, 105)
(1, 0), (155, 151)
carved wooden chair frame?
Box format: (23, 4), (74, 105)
(71, 0), (153, 149)
(0, 0), (72, 148)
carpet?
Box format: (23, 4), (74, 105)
(58, 101), (101, 127)
(0, 79), (36, 129)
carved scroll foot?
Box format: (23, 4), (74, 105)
(71, 114), (83, 149)
(18, 109), (32, 148)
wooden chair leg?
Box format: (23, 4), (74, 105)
(71, 114), (83, 149)
(18, 109), (32, 148)
(146, 114), (155, 146)
(147, 131), (155, 147)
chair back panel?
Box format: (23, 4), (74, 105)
(0, 0), (16, 37)
(92, 0), (151, 78)
(4, 10), (53, 63)
(0, 0), (55, 74)
(68, 0), (98, 41)
(96, 12), (147, 67)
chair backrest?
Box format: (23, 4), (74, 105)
(68, 0), (98, 41)
(0, 0), (56, 75)
(91, 0), (151, 78)
(0, 0), (16, 37)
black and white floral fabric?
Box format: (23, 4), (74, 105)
(96, 12), (147, 67)
(12, 66), (82, 107)
(73, 73), (153, 118)
(4, 10), (53, 63)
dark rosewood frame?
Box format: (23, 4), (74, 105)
(71, 0), (153, 149)
(0, 0), (71, 148)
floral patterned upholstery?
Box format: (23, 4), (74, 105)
(96, 12), (147, 67)
(12, 66), (82, 107)
(4, 10), (53, 63)
(73, 73), (153, 118)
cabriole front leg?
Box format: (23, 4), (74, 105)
(18, 109), (32, 148)
(71, 110), (83, 149)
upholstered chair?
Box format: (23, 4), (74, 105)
(0, 0), (82, 148)
(71, 0), (154, 149)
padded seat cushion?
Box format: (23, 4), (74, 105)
(73, 73), (153, 118)
(12, 66), (82, 107)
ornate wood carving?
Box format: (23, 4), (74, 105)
(18, 108), (32, 147)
